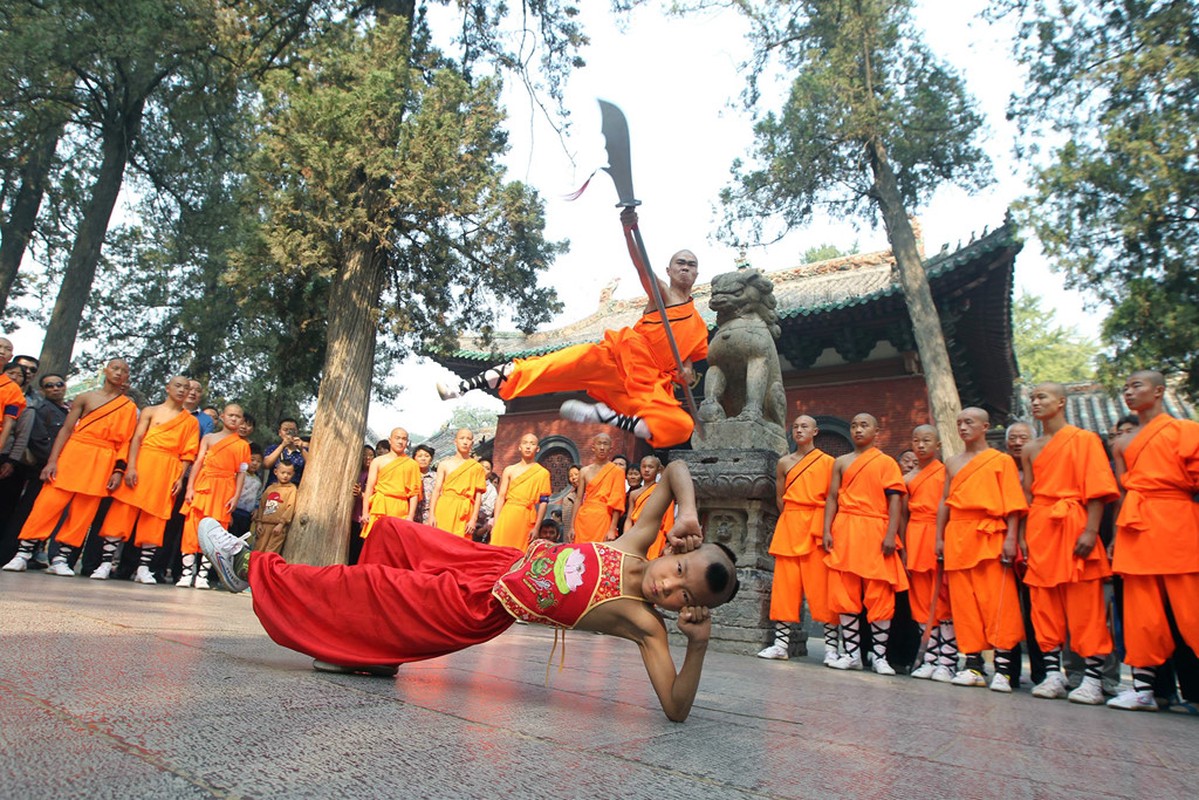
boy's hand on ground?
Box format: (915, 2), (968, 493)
(677, 605), (711, 642)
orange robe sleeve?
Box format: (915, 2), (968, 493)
(490, 464), (551, 549)
(1026, 425), (1119, 586)
(112, 410), (201, 519)
(364, 455), (423, 537)
(0, 374), (27, 420)
(573, 462), (627, 544)
(631, 298), (709, 368)
(824, 448), (908, 588)
(1114, 415), (1199, 575)
(626, 481), (677, 559)
(433, 460), (487, 537)
(769, 450), (834, 558)
(943, 449), (1028, 571)
(905, 460), (946, 573)
(186, 435), (251, 525)
(52, 396), (139, 497)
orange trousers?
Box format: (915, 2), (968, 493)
(769, 552), (836, 624)
(827, 569), (895, 622)
(500, 341), (693, 448)
(1028, 579), (1112, 657)
(1121, 572), (1199, 667)
(946, 559), (1024, 653)
(98, 500), (168, 548)
(909, 568), (953, 626)
(18, 485), (103, 548)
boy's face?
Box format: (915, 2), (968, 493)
(239, 420), (255, 437)
(850, 414), (878, 446)
(536, 524), (558, 541)
(518, 434), (539, 459)
(166, 376), (190, 404)
(641, 549), (722, 612)
(248, 453), (263, 474)
(275, 463), (295, 484)
(414, 449), (431, 469)
(221, 406), (244, 431)
(626, 465), (641, 487)
(455, 429), (474, 456)
(639, 459), (659, 483)
(591, 434), (612, 460)
(568, 466), (580, 488)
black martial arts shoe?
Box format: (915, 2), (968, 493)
(312, 660), (399, 678)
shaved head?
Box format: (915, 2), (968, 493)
(1034, 382), (1066, 398)
(795, 414), (818, 428)
(1130, 369), (1166, 388)
(913, 424), (939, 440)
(960, 407), (990, 425)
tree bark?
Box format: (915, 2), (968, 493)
(38, 98), (144, 373)
(867, 138), (964, 456)
(0, 120), (64, 317)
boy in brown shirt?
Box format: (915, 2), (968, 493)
(253, 462), (298, 555)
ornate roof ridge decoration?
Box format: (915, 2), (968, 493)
(442, 218), (1019, 362)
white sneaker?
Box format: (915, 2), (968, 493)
(435, 381), (461, 400)
(1068, 677), (1106, 705)
(950, 669), (987, 687)
(133, 566), (157, 585)
(90, 562), (114, 580)
(756, 643), (789, 660)
(872, 656), (897, 676)
(822, 649), (841, 667)
(175, 573), (194, 588)
(828, 653), (863, 671)
(2, 554), (28, 572)
(931, 665), (956, 683)
(911, 662), (937, 680)
(197, 517), (250, 593)
(990, 672), (1013, 693)
(560, 399), (605, 424)
(193, 574), (211, 590)
(1106, 689), (1158, 712)
(46, 560), (74, 577)
(1032, 672), (1069, 699)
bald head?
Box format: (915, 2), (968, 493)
(960, 407), (989, 425)
(913, 424), (939, 440)
(1034, 382), (1066, 398)
(1130, 370), (1166, 388)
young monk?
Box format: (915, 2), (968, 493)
(94, 374), (200, 583)
(490, 433), (551, 550)
(428, 429), (487, 537)
(936, 407), (1028, 692)
(625, 456), (675, 559)
(360, 427), (422, 537)
(0, 337), (27, 466)
(3, 359), (137, 576)
(437, 211), (706, 449)
(759, 415), (838, 664)
(1106, 370), (1199, 711)
(198, 460), (739, 722)
(904, 424), (955, 681)
(178, 404), (250, 588)
(1020, 382), (1120, 704)
(574, 433), (627, 543)
(823, 413), (908, 674)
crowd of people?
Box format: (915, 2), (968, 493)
(756, 372), (1199, 714)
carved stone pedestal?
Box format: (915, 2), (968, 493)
(667, 448), (781, 655)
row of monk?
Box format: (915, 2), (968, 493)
(756, 371), (1198, 713)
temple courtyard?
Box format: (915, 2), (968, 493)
(0, 571), (1194, 799)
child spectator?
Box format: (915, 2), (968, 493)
(536, 517), (562, 543)
(253, 462), (298, 555)
(231, 444), (264, 536)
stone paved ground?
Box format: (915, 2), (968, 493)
(1, 571), (1195, 799)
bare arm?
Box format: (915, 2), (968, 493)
(882, 491), (903, 556)
(493, 467), (512, 525)
(226, 472), (246, 514)
(822, 460), (844, 550)
(185, 436), (212, 503)
(41, 399), (89, 482)
(361, 457), (382, 524)
(428, 463), (447, 521)
(775, 458), (788, 513)
(636, 606), (711, 722)
(1074, 499), (1105, 558)
(123, 410), (154, 489)
(935, 470), (952, 560)
(618, 461), (700, 556)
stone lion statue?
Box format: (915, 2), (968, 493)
(696, 270), (788, 444)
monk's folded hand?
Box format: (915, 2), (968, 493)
(677, 605), (711, 642)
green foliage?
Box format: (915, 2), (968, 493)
(446, 403), (500, 433)
(713, 0), (992, 245)
(1011, 292), (1098, 384)
(801, 242), (858, 263)
(1001, 0), (1199, 393)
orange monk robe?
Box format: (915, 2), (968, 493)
(433, 459), (487, 537)
(19, 396), (138, 548)
(768, 450), (835, 624)
(905, 460), (950, 625)
(490, 464), (551, 550)
(1113, 414), (1199, 666)
(100, 410), (200, 548)
(1025, 425), (1119, 657)
(942, 449), (1028, 653)
(181, 434), (250, 554)
(499, 300), (709, 448)
(573, 462), (627, 543)
(362, 455), (423, 538)
(824, 448), (909, 621)
(0, 373), (26, 421)
(628, 481), (677, 560)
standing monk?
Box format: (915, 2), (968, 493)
(360, 428), (422, 538)
(823, 413), (908, 674)
(573, 433), (626, 543)
(428, 429), (487, 538)
(758, 416), (837, 664)
(94, 375), (200, 583)
(0, 338), (26, 465)
(625, 456), (675, 560)
(3, 359), (137, 576)
(490, 433), (551, 550)
(178, 404), (250, 588)
(1020, 382), (1119, 704)
(438, 214), (707, 450)
(905, 424), (955, 682)
(1106, 370), (1199, 711)
(937, 407), (1028, 692)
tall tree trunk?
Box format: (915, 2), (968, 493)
(38, 98), (144, 373)
(867, 138), (964, 456)
(0, 121), (64, 317)
(284, 235), (385, 565)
